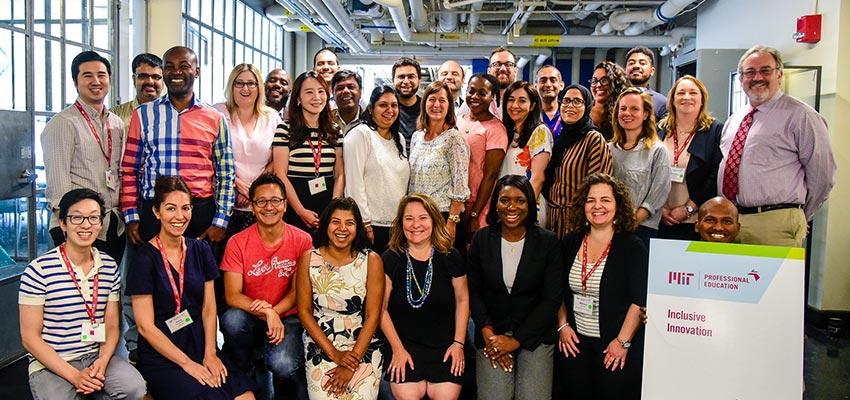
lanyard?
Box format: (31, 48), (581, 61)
(306, 132), (323, 177)
(59, 244), (99, 324)
(156, 236), (186, 315)
(581, 235), (612, 294)
(74, 101), (113, 165)
(671, 126), (696, 167)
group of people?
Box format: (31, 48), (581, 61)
(20, 41), (834, 400)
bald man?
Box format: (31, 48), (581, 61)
(695, 197), (740, 243)
(536, 65), (565, 140)
(438, 60), (467, 115)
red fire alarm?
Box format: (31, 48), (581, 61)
(794, 14), (822, 43)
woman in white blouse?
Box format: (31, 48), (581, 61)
(213, 63), (281, 237)
(344, 85), (410, 252)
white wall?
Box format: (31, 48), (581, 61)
(697, 0), (849, 311)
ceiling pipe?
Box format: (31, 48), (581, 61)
(443, 0), (485, 9)
(468, 2), (483, 33)
(516, 57), (529, 72)
(398, 32), (689, 47)
(376, 0), (414, 42)
(439, 11), (459, 32)
(320, 0), (371, 51)
(570, 47), (582, 84)
(624, 0), (699, 35)
(342, 45), (553, 59)
(517, 6), (537, 30)
(274, 0), (347, 49)
(296, 0), (365, 51)
(409, 0), (429, 31)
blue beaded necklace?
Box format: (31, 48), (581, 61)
(405, 246), (434, 309)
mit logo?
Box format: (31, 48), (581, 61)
(669, 271), (694, 285)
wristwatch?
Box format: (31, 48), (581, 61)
(448, 214), (461, 223)
(616, 337), (631, 349)
(685, 204), (695, 214)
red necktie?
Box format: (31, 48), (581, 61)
(722, 107), (757, 200)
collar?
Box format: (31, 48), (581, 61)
(751, 89), (784, 113)
(76, 98), (108, 121)
(160, 93), (204, 112)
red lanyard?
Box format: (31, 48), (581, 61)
(59, 244), (99, 324)
(306, 132), (323, 177)
(155, 236), (186, 315)
(550, 112), (561, 134)
(671, 126), (696, 167)
(74, 101), (113, 165)
(581, 235), (612, 293)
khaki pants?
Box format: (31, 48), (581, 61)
(738, 207), (807, 247)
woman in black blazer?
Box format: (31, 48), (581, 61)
(555, 173), (647, 400)
(657, 75), (724, 240)
(468, 175), (563, 400)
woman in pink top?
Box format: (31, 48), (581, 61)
(456, 73), (508, 240)
(213, 63), (282, 237)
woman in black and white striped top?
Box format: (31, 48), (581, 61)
(272, 71), (344, 233)
(555, 173), (648, 400)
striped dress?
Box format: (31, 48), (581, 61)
(546, 130), (613, 238)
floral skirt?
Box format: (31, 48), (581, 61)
(304, 341), (382, 400)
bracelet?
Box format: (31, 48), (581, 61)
(452, 339), (464, 347)
(470, 211), (479, 218)
(557, 323), (569, 332)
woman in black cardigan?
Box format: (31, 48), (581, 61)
(555, 173), (647, 400)
(468, 174), (563, 400)
(657, 75), (723, 240)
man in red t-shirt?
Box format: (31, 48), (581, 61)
(220, 173), (313, 400)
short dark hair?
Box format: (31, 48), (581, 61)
(486, 175), (538, 228)
(152, 176), (192, 209)
(626, 46), (656, 67)
(331, 69), (362, 91)
(131, 53), (163, 73)
(58, 188), (105, 221)
(392, 57), (421, 79)
(249, 172), (286, 201)
(71, 51), (111, 84)
(313, 47), (338, 67)
(313, 197), (371, 254)
(469, 72), (501, 105)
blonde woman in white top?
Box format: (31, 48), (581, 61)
(213, 63), (282, 237)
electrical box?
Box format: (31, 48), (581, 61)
(794, 14), (822, 43)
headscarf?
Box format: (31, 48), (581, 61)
(543, 84), (596, 198)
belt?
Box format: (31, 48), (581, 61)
(737, 204), (802, 214)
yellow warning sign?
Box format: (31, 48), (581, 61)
(438, 33), (463, 40)
(532, 35), (561, 47)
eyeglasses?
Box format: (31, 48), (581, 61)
(134, 73), (163, 81)
(234, 80), (259, 89)
(741, 67), (778, 79)
(561, 97), (585, 108)
(252, 198), (285, 207)
(588, 77), (611, 87)
(489, 62), (516, 70)
(65, 215), (103, 226)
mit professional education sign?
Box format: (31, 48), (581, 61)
(642, 239), (804, 400)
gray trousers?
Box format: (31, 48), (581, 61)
(28, 352), (146, 400)
(475, 343), (554, 400)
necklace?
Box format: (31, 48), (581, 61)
(504, 232), (527, 253)
(406, 246), (434, 308)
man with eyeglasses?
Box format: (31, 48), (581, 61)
(331, 69), (367, 135)
(718, 45), (835, 247)
(111, 53), (164, 140)
(219, 173), (312, 400)
(488, 47), (518, 116)
(42, 51), (126, 265)
(536, 65), (565, 140)
(624, 46), (667, 121)
(393, 56), (422, 153)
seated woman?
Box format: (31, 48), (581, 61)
(127, 176), (255, 400)
(467, 175), (563, 400)
(557, 173), (648, 400)
(380, 194), (469, 400)
(296, 198), (385, 399)
(20, 188), (145, 400)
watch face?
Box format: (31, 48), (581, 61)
(622, 341), (631, 348)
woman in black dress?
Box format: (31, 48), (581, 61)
(380, 193), (469, 400)
(127, 176), (255, 400)
(272, 71), (344, 233)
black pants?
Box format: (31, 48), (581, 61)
(50, 212), (125, 265)
(554, 332), (643, 400)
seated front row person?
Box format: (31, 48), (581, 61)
(695, 196), (741, 243)
(20, 188), (146, 399)
(220, 173), (313, 399)
(126, 176), (255, 400)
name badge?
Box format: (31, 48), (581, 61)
(165, 309), (194, 333)
(81, 322), (106, 343)
(573, 294), (595, 316)
(308, 176), (327, 195)
(105, 169), (116, 188)
(670, 166), (686, 183)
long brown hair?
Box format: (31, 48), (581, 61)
(388, 194), (454, 255)
(417, 81), (456, 132)
(286, 71), (340, 147)
(566, 173), (638, 234)
(611, 87), (658, 150)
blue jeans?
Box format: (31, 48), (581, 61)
(220, 308), (307, 400)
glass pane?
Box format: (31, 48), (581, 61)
(93, 0), (110, 50)
(200, 0), (212, 25)
(65, 43), (85, 107)
(34, 0), (46, 34)
(235, 2), (244, 42)
(0, 29), (27, 111)
(186, 0), (199, 19)
(223, 37), (233, 82)
(253, 11), (261, 49)
(224, 0), (234, 35)
(65, 0), (89, 43)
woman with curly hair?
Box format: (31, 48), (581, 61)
(554, 173), (648, 400)
(589, 61), (631, 140)
(296, 198), (384, 399)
